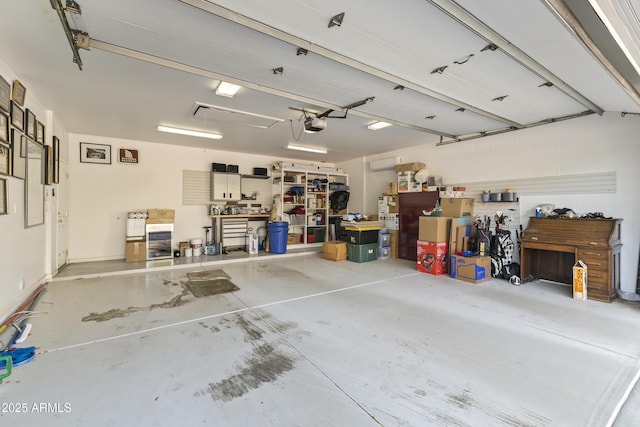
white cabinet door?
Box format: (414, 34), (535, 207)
(211, 173), (242, 201)
(227, 173), (241, 201)
(211, 173), (228, 201)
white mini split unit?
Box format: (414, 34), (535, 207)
(304, 116), (327, 132)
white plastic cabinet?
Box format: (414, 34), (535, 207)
(272, 166), (348, 247)
(211, 172), (241, 201)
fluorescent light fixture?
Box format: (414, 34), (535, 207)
(157, 125), (222, 140)
(367, 121), (392, 130)
(286, 143), (327, 154)
(215, 82), (241, 98)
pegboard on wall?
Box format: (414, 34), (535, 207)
(447, 172), (617, 262)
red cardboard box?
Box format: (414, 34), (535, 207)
(417, 240), (448, 275)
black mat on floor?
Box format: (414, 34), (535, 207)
(185, 270), (239, 298)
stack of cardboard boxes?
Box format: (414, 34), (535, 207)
(416, 198), (491, 284)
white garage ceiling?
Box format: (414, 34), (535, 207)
(0, 0), (639, 162)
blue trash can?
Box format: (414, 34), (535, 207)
(268, 221), (289, 254)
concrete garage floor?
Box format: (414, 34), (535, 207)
(2, 253), (640, 426)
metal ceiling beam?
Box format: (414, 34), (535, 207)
(50, 0), (83, 70)
(428, 0), (605, 115)
(88, 39), (454, 138)
(177, 0), (523, 129)
(544, 0), (640, 107)
(437, 110), (595, 145)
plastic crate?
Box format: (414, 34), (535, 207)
(347, 243), (378, 263)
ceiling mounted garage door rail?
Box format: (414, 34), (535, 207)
(427, 0), (604, 116)
(177, 0), (523, 129)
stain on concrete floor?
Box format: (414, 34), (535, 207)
(194, 312), (299, 402)
(81, 276), (192, 322)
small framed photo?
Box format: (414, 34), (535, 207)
(45, 145), (53, 185)
(12, 79), (26, 106)
(0, 75), (10, 114)
(36, 121), (44, 144)
(0, 178), (7, 215)
(11, 130), (25, 179)
(25, 109), (36, 139)
(80, 142), (111, 164)
(0, 112), (8, 144)
(10, 101), (23, 131)
(0, 142), (10, 176)
(53, 135), (60, 183)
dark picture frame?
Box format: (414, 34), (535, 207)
(53, 135), (60, 183)
(11, 129), (25, 180)
(0, 112), (8, 144)
(0, 178), (6, 215)
(12, 79), (26, 106)
(45, 145), (53, 185)
(10, 101), (23, 131)
(0, 75), (10, 114)
(80, 142), (111, 164)
(25, 109), (36, 139)
(0, 142), (10, 176)
(36, 121), (44, 144)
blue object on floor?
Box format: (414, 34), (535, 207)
(0, 346), (36, 368)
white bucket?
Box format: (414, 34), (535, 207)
(191, 238), (203, 256)
(184, 247), (193, 257)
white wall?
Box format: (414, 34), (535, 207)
(0, 59), (70, 321)
(360, 113), (640, 293)
(67, 134), (333, 261)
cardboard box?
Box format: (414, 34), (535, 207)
(179, 241), (191, 257)
(389, 229), (398, 259)
(148, 209), (175, 220)
(397, 171), (413, 193)
(417, 241), (448, 275)
(395, 162), (425, 173)
(450, 255), (491, 284)
(322, 240), (347, 261)
(125, 241), (147, 263)
(380, 213), (399, 230)
(386, 182), (398, 195)
(287, 233), (302, 245)
(440, 198), (474, 217)
(419, 217), (450, 242)
(448, 217), (473, 255)
(573, 260), (588, 300)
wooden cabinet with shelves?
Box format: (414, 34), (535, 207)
(273, 166), (348, 247)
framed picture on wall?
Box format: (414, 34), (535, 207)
(0, 75), (10, 114)
(45, 145), (53, 185)
(0, 112), (8, 144)
(10, 101), (23, 131)
(36, 121), (44, 144)
(0, 178), (7, 215)
(25, 109), (36, 139)
(12, 79), (26, 106)
(80, 142), (111, 164)
(11, 130), (25, 180)
(0, 142), (10, 176)
(53, 135), (60, 183)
